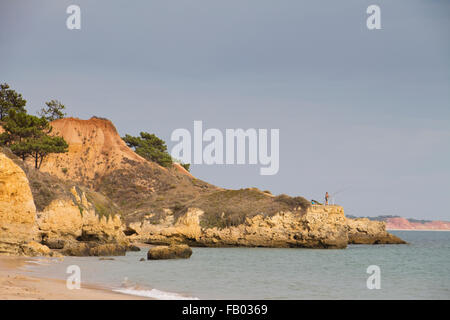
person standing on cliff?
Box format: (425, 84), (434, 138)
(325, 192), (330, 205)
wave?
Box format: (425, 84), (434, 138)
(24, 260), (52, 266)
(113, 287), (199, 300)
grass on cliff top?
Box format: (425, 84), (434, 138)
(96, 158), (216, 223)
(173, 188), (310, 229)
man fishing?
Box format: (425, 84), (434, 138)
(325, 192), (330, 205)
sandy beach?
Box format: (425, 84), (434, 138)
(0, 256), (145, 300)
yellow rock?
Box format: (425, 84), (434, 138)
(346, 218), (407, 244)
(128, 205), (349, 249)
(22, 241), (52, 256)
(0, 152), (38, 255)
(38, 194), (128, 246)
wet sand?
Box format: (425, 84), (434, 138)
(0, 256), (146, 300)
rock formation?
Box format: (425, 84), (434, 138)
(0, 151), (66, 256)
(147, 244), (193, 260)
(128, 205), (349, 248)
(0, 152), (40, 255)
(38, 186), (127, 246)
(346, 218), (406, 244)
(0, 148), (129, 256)
(1, 117), (406, 254)
(62, 242), (127, 256)
(37, 117), (217, 224)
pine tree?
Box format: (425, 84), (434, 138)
(0, 110), (68, 168)
(122, 132), (173, 168)
(38, 100), (67, 121)
(0, 83), (27, 121)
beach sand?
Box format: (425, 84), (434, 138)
(0, 256), (145, 300)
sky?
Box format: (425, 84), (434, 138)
(1, 0), (449, 220)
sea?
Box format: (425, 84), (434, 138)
(22, 231), (450, 300)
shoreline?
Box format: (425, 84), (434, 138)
(0, 256), (147, 300)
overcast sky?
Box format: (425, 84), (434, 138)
(1, 0), (449, 220)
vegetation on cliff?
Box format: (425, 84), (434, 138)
(0, 83), (26, 120)
(122, 131), (190, 171)
(38, 100), (67, 122)
(172, 188), (311, 229)
(122, 132), (173, 168)
(0, 83), (68, 168)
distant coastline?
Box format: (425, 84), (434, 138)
(347, 215), (450, 231)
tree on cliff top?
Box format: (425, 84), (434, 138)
(0, 83), (27, 121)
(122, 132), (173, 168)
(0, 110), (68, 168)
(38, 100), (67, 121)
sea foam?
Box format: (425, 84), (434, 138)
(113, 287), (199, 300)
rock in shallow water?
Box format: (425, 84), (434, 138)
(346, 218), (407, 244)
(147, 244), (192, 260)
(126, 245), (141, 252)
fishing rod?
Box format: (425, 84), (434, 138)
(330, 187), (352, 205)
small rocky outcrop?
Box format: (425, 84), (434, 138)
(346, 218), (407, 244)
(147, 244), (193, 260)
(126, 245), (141, 252)
(21, 241), (62, 257)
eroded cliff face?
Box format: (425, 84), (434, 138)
(36, 117), (216, 222)
(127, 205), (349, 249)
(0, 149), (128, 256)
(38, 117), (147, 184)
(0, 152), (37, 254)
(0, 152), (54, 256)
(346, 218), (406, 244)
(37, 186), (128, 248)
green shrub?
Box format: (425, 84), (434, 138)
(122, 132), (173, 167)
(274, 194), (311, 211)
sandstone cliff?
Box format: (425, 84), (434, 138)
(1, 117), (405, 251)
(38, 117), (217, 224)
(0, 148), (129, 256)
(0, 151), (39, 255)
(127, 204), (349, 248)
(37, 186), (128, 248)
(0, 151), (61, 256)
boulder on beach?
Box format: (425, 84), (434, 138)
(147, 244), (192, 260)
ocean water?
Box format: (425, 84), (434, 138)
(23, 231), (450, 299)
